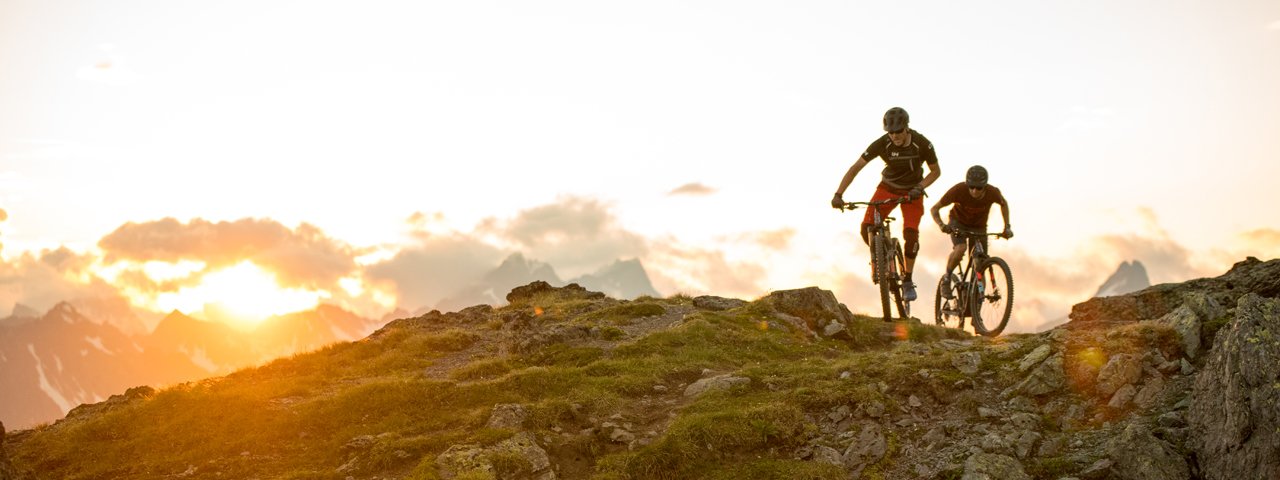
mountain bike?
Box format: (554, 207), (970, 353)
(840, 198), (910, 322)
(934, 229), (1013, 336)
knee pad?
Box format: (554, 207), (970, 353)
(860, 224), (872, 246)
(904, 228), (920, 259)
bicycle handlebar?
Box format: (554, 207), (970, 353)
(951, 228), (1010, 239)
(839, 197), (907, 212)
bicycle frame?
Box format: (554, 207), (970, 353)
(841, 197), (911, 321)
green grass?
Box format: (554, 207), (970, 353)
(7, 286), (983, 479)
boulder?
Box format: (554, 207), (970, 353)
(1188, 294), (1280, 480)
(842, 423), (887, 478)
(757, 287), (855, 334)
(961, 452), (1030, 480)
(1017, 344), (1053, 372)
(506, 281), (604, 303)
(437, 432), (556, 480)
(692, 295), (747, 311)
(487, 404), (529, 430)
(1132, 375), (1165, 410)
(1095, 354), (1142, 398)
(1006, 354), (1065, 397)
(683, 374), (751, 398)
(1106, 423), (1190, 480)
(953, 351), (981, 375)
(812, 445), (842, 466)
(1155, 291), (1224, 359)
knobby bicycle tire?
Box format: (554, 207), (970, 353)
(971, 257), (1014, 337)
(873, 235), (892, 322)
(935, 273), (963, 329)
(891, 241), (909, 320)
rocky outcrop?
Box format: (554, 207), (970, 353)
(63, 386), (156, 423)
(691, 295), (747, 311)
(487, 404), (530, 430)
(1069, 257), (1280, 325)
(683, 374), (751, 398)
(1105, 423), (1189, 479)
(756, 287), (857, 338)
(437, 432), (557, 480)
(506, 281), (604, 304)
(1189, 294), (1280, 480)
(961, 452), (1030, 480)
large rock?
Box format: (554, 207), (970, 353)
(757, 287), (856, 334)
(961, 452), (1030, 480)
(842, 422), (887, 478)
(1005, 354), (1065, 397)
(1155, 292), (1224, 358)
(1188, 294), (1280, 480)
(683, 374), (751, 398)
(487, 404), (529, 430)
(506, 281), (604, 304)
(1106, 423), (1190, 480)
(692, 295), (747, 311)
(1068, 257), (1280, 325)
(437, 432), (557, 480)
(1095, 354), (1142, 398)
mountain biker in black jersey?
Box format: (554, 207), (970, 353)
(930, 165), (1013, 296)
(831, 107), (941, 301)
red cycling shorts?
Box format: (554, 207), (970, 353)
(862, 183), (924, 231)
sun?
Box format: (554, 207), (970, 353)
(153, 261), (325, 326)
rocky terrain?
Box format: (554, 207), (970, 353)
(1, 257), (1277, 479)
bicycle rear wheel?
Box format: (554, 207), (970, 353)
(891, 241), (909, 320)
(934, 273), (963, 329)
(873, 235), (892, 322)
(971, 257), (1014, 337)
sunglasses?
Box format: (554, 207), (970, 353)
(888, 128), (906, 135)
(968, 185), (985, 191)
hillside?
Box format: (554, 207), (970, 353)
(2, 258), (1279, 479)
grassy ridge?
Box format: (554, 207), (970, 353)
(10, 290), (966, 479)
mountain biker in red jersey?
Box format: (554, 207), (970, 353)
(831, 107), (941, 301)
(930, 165), (1013, 296)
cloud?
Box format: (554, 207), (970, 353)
(667, 182), (717, 196)
(1232, 229), (1280, 259)
(0, 248), (117, 317)
(478, 196), (648, 277)
(363, 233), (505, 310)
(97, 218), (358, 290)
(725, 228), (796, 251)
(646, 241), (767, 298)
(1269, 20), (1280, 30)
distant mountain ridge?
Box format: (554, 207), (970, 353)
(431, 253), (660, 313)
(1035, 259), (1154, 332)
(0, 302), (379, 430)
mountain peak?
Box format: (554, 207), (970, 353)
(1094, 260), (1151, 298)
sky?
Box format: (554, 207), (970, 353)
(1, 0), (1278, 333)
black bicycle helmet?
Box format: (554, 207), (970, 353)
(883, 107), (909, 132)
(966, 165), (989, 188)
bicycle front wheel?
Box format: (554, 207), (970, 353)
(891, 241), (909, 320)
(873, 235), (892, 321)
(935, 274), (963, 329)
(971, 257), (1014, 337)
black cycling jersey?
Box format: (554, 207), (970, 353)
(860, 129), (938, 189)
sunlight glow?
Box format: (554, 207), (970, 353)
(152, 261), (324, 324)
